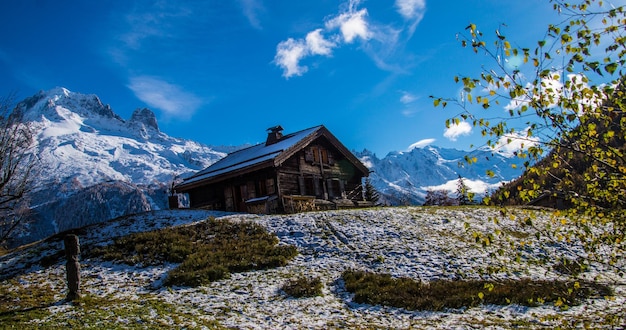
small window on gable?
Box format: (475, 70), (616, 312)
(308, 146), (332, 165)
(311, 146), (320, 163)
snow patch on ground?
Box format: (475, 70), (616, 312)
(1, 207), (624, 328)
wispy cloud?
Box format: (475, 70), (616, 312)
(128, 76), (203, 120)
(237, 0), (265, 30)
(395, 0), (426, 35)
(400, 91), (418, 104)
(274, 0), (427, 78)
(407, 138), (435, 150)
(443, 121), (472, 141)
(117, 3), (192, 52)
(106, 3), (213, 120)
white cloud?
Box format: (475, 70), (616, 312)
(443, 121), (472, 141)
(407, 138), (435, 150)
(326, 8), (371, 43)
(306, 29), (336, 55)
(274, 0), (406, 78)
(128, 76), (203, 119)
(494, 129), (540, 157)
(504, 72), (604, 114)
(400, 91), (417, 104)
(273, 0), (427, 78)
(274, 38), (309, 78)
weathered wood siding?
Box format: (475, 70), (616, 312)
(276, 137), (364, 203)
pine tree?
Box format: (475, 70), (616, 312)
(363, 178), (380, 205)
(456, 175), (472, 205)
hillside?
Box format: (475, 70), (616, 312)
(1, 207), (623, 328)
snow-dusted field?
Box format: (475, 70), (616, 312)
(1, 207), (624, 328)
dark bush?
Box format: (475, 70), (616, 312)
(90, 217), (298, 287)
(342, 270), (612, 311)
(553, 257), (587, 276)
(282, 276), (323, 298)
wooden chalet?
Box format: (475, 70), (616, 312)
(174, 125), (371, 213)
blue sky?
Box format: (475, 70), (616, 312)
(0, 0), (564, 157)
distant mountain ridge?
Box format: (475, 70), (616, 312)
(355, 145), (525, 205)
(8, 87), (524, 247)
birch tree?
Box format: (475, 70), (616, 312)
(432, 1), (626, 277)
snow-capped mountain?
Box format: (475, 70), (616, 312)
(8, 87), (525, 247)
(10, 87), (230, 247)
(356, 146), (525, 205)
(16, 87), (228, 188)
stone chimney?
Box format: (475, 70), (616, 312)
(266, 125), (284, 145)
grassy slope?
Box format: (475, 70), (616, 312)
(1, 206), (624, 328)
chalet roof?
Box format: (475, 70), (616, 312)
(175, 125), (369, 191)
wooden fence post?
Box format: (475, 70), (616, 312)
(64, 234), (81, 301)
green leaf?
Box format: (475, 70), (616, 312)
(605, 63), (618, 74)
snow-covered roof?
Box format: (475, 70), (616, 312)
(177, 126), (323, 189)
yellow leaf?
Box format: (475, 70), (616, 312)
(478, 292), (484, 299)
(555, 298), (563, 307)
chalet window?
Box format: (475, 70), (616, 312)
(312, 146), (320, 163)
(327, 178), (343, 199)
(321, 149), (329, 164)
(307, 146), (333, 165)
(302, 176), (322, 197)
(304, 177), (315, 196)
(313, 177), (322, 197)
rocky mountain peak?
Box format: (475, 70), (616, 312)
(130, 108), (159, 132)
(15, 87), (123, 123)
